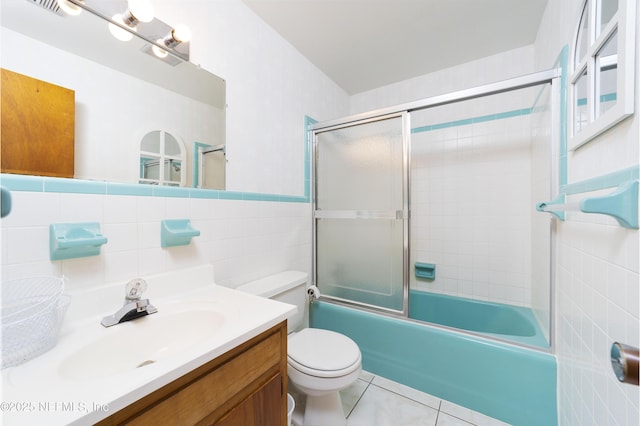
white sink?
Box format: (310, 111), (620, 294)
(2, 268), (296, 426)
(58, 306), (225, 380)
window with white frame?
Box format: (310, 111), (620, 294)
(570, 0), (636, 149)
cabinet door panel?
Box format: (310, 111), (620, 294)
(214, 374), (282, 426)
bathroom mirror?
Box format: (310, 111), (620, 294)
(0, 0), (226, 188)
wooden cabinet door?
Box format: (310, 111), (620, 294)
(215, 374), (283, 426)
(1, 68), (75, 178)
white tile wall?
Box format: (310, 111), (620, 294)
(348, 44), (544, 309)
(349, 45), (535, 115)
(0, 0), (337, 292)
(0, 191), (312, 293)
(410, 114), (535, 307)
(154, 0), (350, 196)
(535, 1), (640, 425)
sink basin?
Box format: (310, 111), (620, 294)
(58, 308), (225, 380)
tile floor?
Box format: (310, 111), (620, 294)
(290, 370), (511, 426)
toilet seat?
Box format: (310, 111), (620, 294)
(288, 328), (361, 378)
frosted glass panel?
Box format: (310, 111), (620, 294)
(314, 116), (406, 312)
(317, 219), (404, 310)
(316, 117), (403, 211)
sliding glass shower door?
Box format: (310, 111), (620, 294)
(313, 114), (409, 314)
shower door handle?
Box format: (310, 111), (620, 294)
(314, 210), (406, 220)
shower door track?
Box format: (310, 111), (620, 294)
(310, 68), (561, 132)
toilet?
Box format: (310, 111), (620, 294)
(236, 271), (361, 426)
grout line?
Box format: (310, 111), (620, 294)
(345, 380), (373, 419)
(367, 382), (440, 411)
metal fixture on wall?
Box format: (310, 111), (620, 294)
(49, 0), (191, 62)
(108, 0), (155, 42)
(611, 342), (639, 386)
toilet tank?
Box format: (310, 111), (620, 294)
(236, 271), (308, 332)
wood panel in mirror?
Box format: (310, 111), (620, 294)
(1, 68), (74, 178)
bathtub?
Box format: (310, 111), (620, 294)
(409, 290), (549, 348)
(310, 296), (557, 426)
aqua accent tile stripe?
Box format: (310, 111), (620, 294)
(192, 142), (212, 188)
(576, 92), (617, 106)
(0, 174), (44, 192)
(556, 45), (569, 187)
(190, 188), (221, 199)
(44, 177), (106, 194)
(107, 182), (154, 196)
(411, 108), (532, 134)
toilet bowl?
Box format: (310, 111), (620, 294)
(288, 328), (361, 426)
(236, 272), (362, 426)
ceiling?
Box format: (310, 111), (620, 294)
(242, 0), (549, 95)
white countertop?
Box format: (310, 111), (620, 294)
(1, 273), (296, 425)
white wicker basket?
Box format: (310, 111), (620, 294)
(1, 276), (70, 369)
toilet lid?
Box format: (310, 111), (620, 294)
(288, 328), (361, 377)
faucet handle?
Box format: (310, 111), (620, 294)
(125, 278), (148, 300)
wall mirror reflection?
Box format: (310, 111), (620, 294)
(139, 130), (185, 186)
(0, 0), (226, 189)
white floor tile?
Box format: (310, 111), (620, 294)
(289, 371), (508, 426)
(371, 375), (441, 409)
(347, 384), (439, 426)
(436, 412), (475, 426)
(440, 400), (511, 426)
(340, 378), (371, 417)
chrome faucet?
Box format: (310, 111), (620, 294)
(101, 278), (158, 327)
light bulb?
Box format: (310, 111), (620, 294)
(56, 0), (82, 16)
(172, 24), (191, 43)
(127, 0), (154, 23)
(152, 41), (169, 58)
(109, 14), (134, 42)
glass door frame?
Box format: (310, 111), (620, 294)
(310, 68), (561, 330)
(311, 112), (411, 317)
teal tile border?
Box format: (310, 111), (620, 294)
(411, 107), (533, 134)
(0, 116), (314, 205)
(192, 141), (212, 189)
(576, 92), (617, 106)
(107, 182), (154, 196)
(555, 45), (569, 188)
(0, 174), (44, 192)
(44, 177), (106, 194)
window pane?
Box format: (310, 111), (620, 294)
(141, 131), (161, 153)
(599, 0), (618, 34)
(574, 69), (589, 133)
(597, 31), (618, 117)
(164, 133), (181, 155)
(164, 159), (182, 183)
(575, 1), (589, 64)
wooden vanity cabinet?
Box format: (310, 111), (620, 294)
(96, 321), (288, 426)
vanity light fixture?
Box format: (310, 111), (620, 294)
(162, 24), (192, 48)
(108, 0), (154, 42)
(56, 0), (83, 16)
(152, 24), (191, 58)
